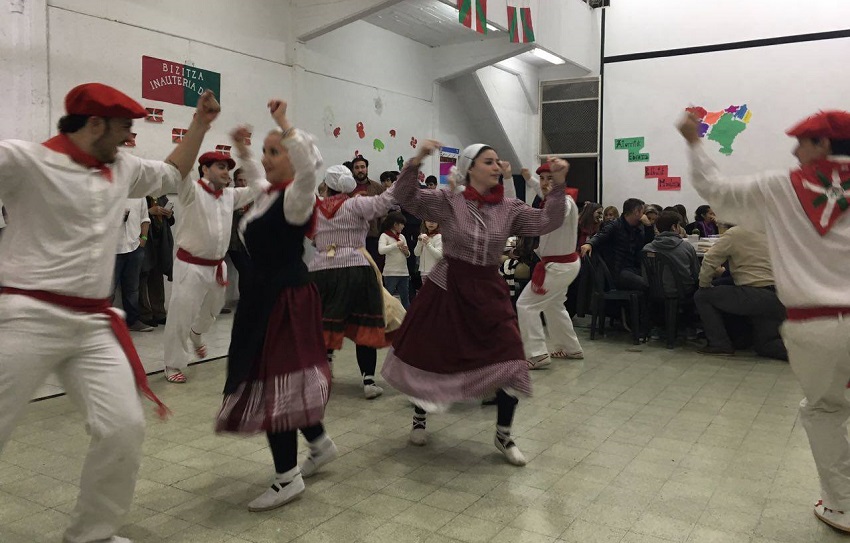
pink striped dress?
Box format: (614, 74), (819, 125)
(381, 162), (566, 411)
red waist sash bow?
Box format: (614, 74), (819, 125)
(176, 248), (229, 286)
(786, 307), (850, 322)
(530, 253), (579, 295)
(0, 287), (169, 418)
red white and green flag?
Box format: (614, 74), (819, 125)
(142, 56), (221, 108)
(507, 0), (535, 43)
(458, 0), (487, 34)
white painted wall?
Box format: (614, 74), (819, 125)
(298, 20), (435, 103)
(47, 8), (293, 166)
(605, 0), (850, 57)
(49, 0), (292, 64)
(476, 65), (539, 170)
(601, 26), (850, 214)
(0, 0), (50, 142)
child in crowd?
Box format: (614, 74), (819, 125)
(414, 220), (443, 282)
(379, 211), (411, 309)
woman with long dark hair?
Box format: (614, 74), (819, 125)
(576, 202), (602, 250)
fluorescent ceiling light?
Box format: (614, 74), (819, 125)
(531, 48), (565, 65)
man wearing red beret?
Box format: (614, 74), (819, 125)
(680, 110), (850, 532)
(162, 149), (266, 384)
(0, 82), (219, 543)
(502, 161), (584, 369)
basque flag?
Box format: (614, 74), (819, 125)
(458, 0), (487, 34)
(507, 1), (535, 43)
(171, 128), (187, 143)
(145, 107), (164, 123)
(215, 144), (232, 156)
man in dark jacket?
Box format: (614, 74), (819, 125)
(641, 210), (699, 295)
(581, 198), (654, 290)
(139, 195), (174, 326)
(351, 155), (386, 267)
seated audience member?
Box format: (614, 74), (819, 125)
(602, 205), (619, 224)
(642, 210), (699, 295)
(686, 204), (718, 237)
(576, 202), (602, 250)
(664, 206), (689, 237)
(645, 204), (661, 232)
(424, 175), (438, 189)
(581, 198), (654, 291)
(694, 226), (788, 360)
(674, 204), (688, 225)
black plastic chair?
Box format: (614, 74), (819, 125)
(583, 254), (644, 345)
(641, 251), (695, 349)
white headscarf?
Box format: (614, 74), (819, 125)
(324, 164), (356, 194)
(447, 143), (490, 191)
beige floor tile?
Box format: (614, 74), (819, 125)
(0, 331), (834, 543)
(437, 513), (506, 543)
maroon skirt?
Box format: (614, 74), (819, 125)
(216, 283), (330, 434)
(381, 258), (530, 409)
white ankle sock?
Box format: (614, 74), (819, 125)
(276, 466), (300, 483)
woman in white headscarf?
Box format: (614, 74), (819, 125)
(381, 141), (568, 466)
(308, 164), (398, 400)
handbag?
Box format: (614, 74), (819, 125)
(358, 248), (407, 333)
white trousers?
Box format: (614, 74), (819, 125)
(516, 260), (582, 359)
(0, 294), (145, 543)
(163, 259), (227, 370)
(783, 315), (850, 511)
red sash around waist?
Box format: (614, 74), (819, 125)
(530, 253), (579, 295)
(786, 306), (850, 322)
(0, 287), (169, 418)
(176, 248), (229, 286)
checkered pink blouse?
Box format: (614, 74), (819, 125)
(393, 162), (566, 289)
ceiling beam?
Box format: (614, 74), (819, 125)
(293, 0), (405, 42)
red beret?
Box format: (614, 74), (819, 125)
(536, 163), (551, 175)
(786, 110), (850, 140)
(198, 151), (236, 170)
(65, 83), (146, 119)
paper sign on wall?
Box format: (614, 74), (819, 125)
(142, 56), (221, 108)
(644, 165), (668, 178)
(658, 177), (681, 191)
(614, 137), (650, 162)
(439, 146), (460, 186)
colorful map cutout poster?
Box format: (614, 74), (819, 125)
(686, 104), (752, 156)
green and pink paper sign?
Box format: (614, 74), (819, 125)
(142, 56), (221, 107)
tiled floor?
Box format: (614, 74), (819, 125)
(5, 322), (848, 543)
(31, 313), (235, 400)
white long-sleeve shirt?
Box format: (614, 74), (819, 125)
(378, 232), (410, 277)
(537, 194), (578, 258)
(117, 198), (151, 254)
(238, 129), (323, 234)
(175, 163), (267, 260)
(414, 233), (443, 275)
(0, 140), (182, 298)
(504, 172), (578, 256)
(503, 174), (544, 202)
(689, 143), (850, 308)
